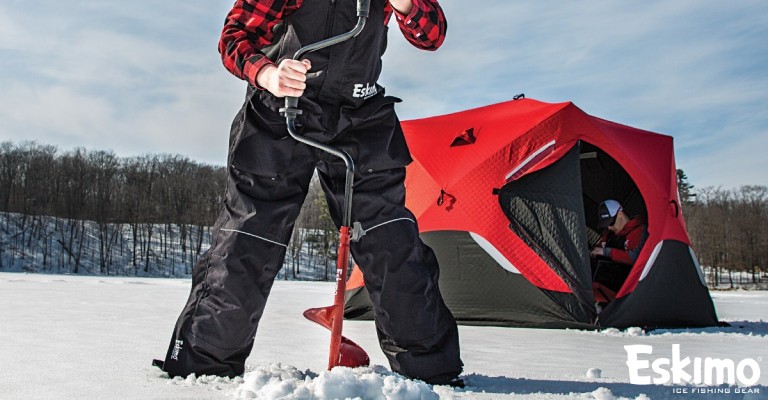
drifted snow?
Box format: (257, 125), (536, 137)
(234, 364), (439, 400)
(168, 363), (652, 400)
(1, 273), (766, 400)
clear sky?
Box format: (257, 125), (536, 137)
(1, 1), (766, 189)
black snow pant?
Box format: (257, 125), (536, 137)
(160, 95), (462, 381)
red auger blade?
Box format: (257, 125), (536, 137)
(304, 226), (369, 369)
(304, 306), (370, 368)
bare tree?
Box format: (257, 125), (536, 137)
(89, 151), (121, 274)
(685, 185), (767, 288)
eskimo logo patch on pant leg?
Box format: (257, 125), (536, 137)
(171, 340), (183, 361)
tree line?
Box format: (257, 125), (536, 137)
(0, 141), (338, 277)
(1, 141), (765, 287)
(679, 171), (768, 288)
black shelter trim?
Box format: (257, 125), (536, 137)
(599, 240), (719, 329)
(345, 230), (597, 329)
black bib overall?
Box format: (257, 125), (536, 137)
(161, 0), (462, 382)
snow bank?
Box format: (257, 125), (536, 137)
(167, 373), (243, 392)
(233, 364), (441, 400)
(170, 365), (659, 400)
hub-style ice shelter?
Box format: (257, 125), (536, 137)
(344, 97), (718, 329)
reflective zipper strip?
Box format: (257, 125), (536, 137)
(220, 228), (288, 248)
(363, 217), (416, 234)
(504, 140), (556, 182)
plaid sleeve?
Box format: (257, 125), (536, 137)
(386, 0), (447, 50)
(218, 0), (302, 87)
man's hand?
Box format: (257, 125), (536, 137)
(590, 246), (605, 258)
(257, 59), (312, 98)
(389, 0), (413, 15)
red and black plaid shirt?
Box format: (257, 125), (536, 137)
(219, 0), (447, 88)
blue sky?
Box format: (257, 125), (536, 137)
(1, 1), (766, 189)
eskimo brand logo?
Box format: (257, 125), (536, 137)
(625, 344), (761, 386)
(352, 82), (377, 99)
(171, 340), (183, 361)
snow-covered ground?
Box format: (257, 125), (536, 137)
(0, 273), (766, 400)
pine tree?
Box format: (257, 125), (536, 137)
(677, 169), (695, 205)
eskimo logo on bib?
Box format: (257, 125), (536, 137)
(352, 82), (378, 99)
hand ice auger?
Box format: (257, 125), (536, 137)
(279, 0), (372, 370)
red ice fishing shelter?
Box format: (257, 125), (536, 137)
(344, 97), (719, 329)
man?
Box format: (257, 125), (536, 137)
(590, 199), (648, 265)
(157, 0), (463, 387)
(590, 199), (649, 302)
